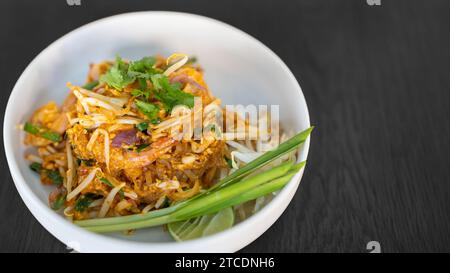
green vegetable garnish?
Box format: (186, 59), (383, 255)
(29, 162), (42, 173)
(51, 194), (66, 210)
(82, 80), (99, 90)
(151, 118), (161, 125)
(151, 74), (194, 111)
(135, 100), (159, 119)
(127, 56), (157, 78)
(131, 89), (149, 99)
(136, 143), (149, 152)
(75, 127), (313, 232)
(24, 122), (62, 142)
(136, 122), (148, 132)
(46, 170), (63, 185)
(99, 56), (135, 90)
(100, 55), (195, 112)
(74, 194), (98, 212)
(29, 162), (63, 186)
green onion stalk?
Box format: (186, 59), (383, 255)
(75, 127), (313, 232)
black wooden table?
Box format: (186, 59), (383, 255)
(1, 0), (449, 253)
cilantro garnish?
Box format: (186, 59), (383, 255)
(99, 56), (135, 90)
(136, 122), (149, 132)
(135, 100), (159, 119)
(151, 74), (194, 111)
(101, 55), (195, 114)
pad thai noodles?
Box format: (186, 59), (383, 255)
(22, 53), (302, 227)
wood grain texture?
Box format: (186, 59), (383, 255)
(1, 0), (449, 253)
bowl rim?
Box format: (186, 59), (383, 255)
(3, 11), (310, 252)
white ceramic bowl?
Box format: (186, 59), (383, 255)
(3, 11), (310, 252)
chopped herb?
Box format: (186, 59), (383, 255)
(135, 100), (159, 119)
(151, 75), (195, 111)
(46, 170), (63, 185)
(24, 122), (62, 142)
(127, 56), (157, 78)
(51, 194), (66, 210)
(136, 122), (149, 132)
(99, 55), (193, 112)
(100, 56), (161, 90)
(100, 56), (135, 90)
(150, 74), (164, 90)
(136, 143), (150, 152)
(29, 162), (42, 173)
(82, 80), (99, 90)
(151, 118), (161, 125)
(131, 89), (149, 99)
(138, 78), (148, 90)
(74, 194), (97, 212)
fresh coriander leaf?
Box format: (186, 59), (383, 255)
(131, 89), (144, 96)
(136, 143), (149, 152)
(46, 170), (63, 185)
(136, 122), (149, 132)
(82, 81), (99, 90)
(150, 74), (164, 90)
(30, 162), (42, 173)
(138, 78), (147, 90)
(135, 100), (159, 119)
(151, 118), (161, 125)
(100, 56), (135, 90)
(51, 194), (66, 210)
(151, 74), (195, 111)
(131, 88), (150, 99)
(127, 56), (156, 78)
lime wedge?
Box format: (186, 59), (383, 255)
(168, 208), (235, 241)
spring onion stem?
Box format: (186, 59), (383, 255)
(75, 127), (313, 229)
(83, 162), (306, 233)
(169, 161), (294, 220)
